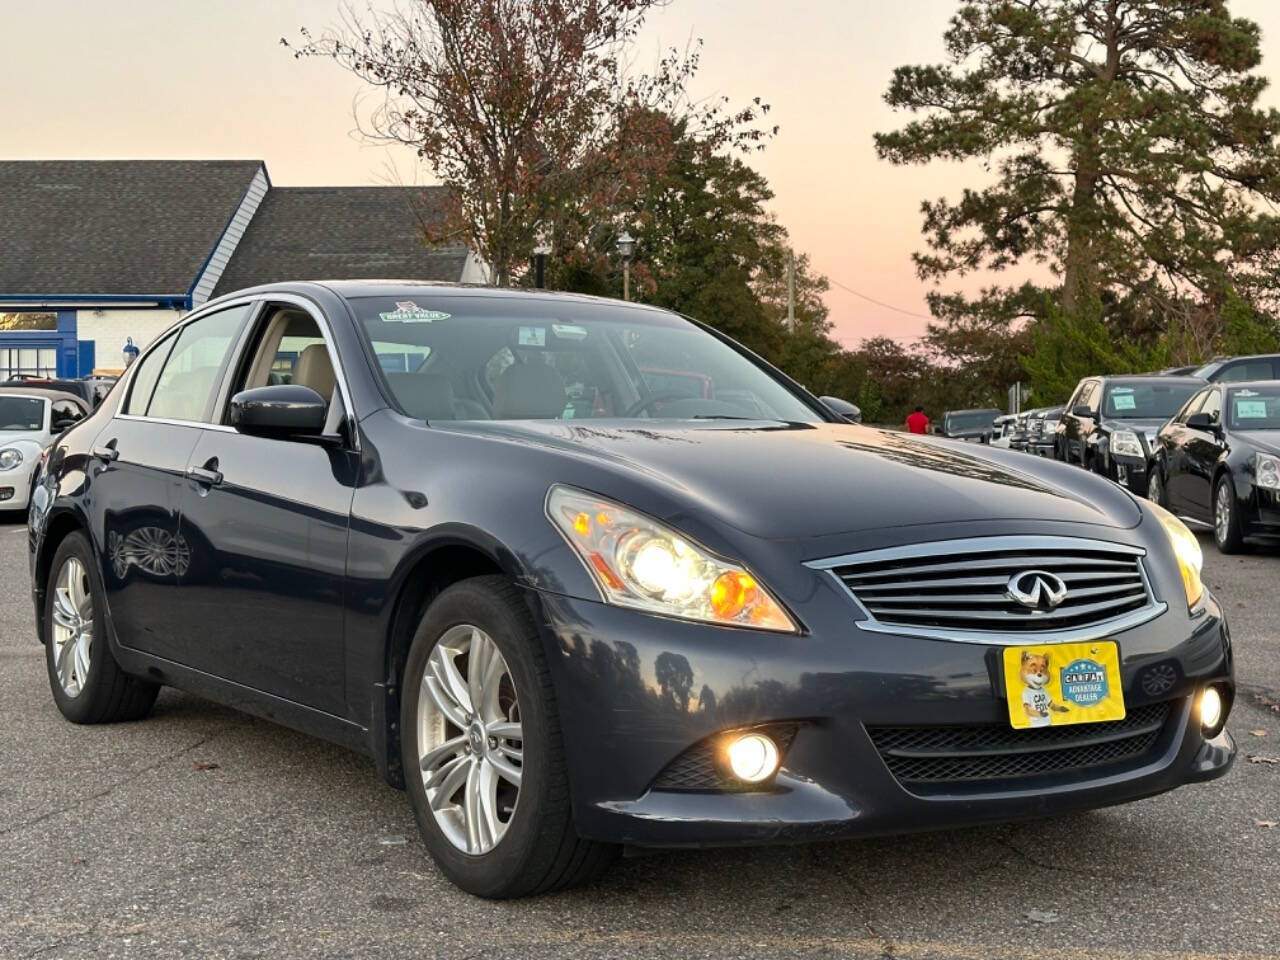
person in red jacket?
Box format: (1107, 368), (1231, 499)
(906, 405), (930, 434)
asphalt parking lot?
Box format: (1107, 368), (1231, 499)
(1, 516), (1278, 960)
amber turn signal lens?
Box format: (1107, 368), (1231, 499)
(710, 571), (757, 619)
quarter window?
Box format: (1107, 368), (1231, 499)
(146, 306), (251, 422)
(1201, 389), (1223, 422)
(1176, 390), (1208, 423)
(123, 334), (177, 416)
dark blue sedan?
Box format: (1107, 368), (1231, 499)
(29, 282), (1234, 897)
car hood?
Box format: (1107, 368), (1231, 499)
(1235, 431), (1280, 457)
(1103, 417), (1169, 438)
(0, 430), (45, 449)
(450, 420), (1142, 539)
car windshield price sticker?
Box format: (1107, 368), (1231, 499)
(1235, 399), (1268, 419)
(379, 301), (450, 323)
(1112, 393), (1136, 410)
(1003, 641), (1125, 729)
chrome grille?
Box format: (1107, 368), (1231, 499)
(809, 536), (1164, 642)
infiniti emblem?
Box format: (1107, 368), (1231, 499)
(1007, 570), (1068, 611)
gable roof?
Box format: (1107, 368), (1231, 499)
(212, 186), (468, 297)
(0, 160), (265, 298)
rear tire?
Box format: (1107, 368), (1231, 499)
(400, 575), (616, 898)
(1213, 476), (1247, 555)
(44, 532), (159, 724)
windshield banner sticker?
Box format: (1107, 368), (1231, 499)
(380, 301), (450, 323)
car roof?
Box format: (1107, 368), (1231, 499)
(1099, 374), (1206, 385)
(1220, 379), (1280, 389)
(1203, 353), (1280, 363)
(0, 386), (85, 406)
(205, 279), (679, 317)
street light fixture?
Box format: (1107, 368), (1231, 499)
(616, 231), (636, 301)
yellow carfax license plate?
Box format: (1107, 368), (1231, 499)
(1002, 641), (1125, 730)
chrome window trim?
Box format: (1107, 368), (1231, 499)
(112, 291), (359, 445)
(806, 535), (1167, 646)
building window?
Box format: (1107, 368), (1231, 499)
(0, 346), (58, 379)
(0, 312), (58, 331)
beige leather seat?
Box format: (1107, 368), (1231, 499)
(293, 344), (336, 399)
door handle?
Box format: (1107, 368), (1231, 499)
(91, 442), (119, 462)
(187, 464), (223, 487)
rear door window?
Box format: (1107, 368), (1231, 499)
(146, 305), (252, 422)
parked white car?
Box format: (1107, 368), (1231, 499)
(0, 388), (87, 514)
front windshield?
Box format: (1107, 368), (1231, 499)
(1227, 387), (1280, 430)
(945, 411), (998, 432)
(1102, 382), (1200, 419)
(0, 396), (44, 431)
(351, 294), (823, 423)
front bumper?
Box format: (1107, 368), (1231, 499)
(533, 588), (1235, 848)
(0, 464), (35, 511)
(1111, 453), (1150, 496)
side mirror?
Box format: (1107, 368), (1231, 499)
(1186, 412), (1218, 433)
(230, 384), (326, 438)
(1071, 405), (1093, 418)
(819, 395), (862, 423)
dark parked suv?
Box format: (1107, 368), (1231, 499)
(1055, 375), (1204, 494)
(29, 282), (1235, 898)
(1192, 354), (1280, 384)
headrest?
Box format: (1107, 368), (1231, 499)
(293, 343), (336, 401)
(493, 362), (566, 419)
(386, 372), (456, 420)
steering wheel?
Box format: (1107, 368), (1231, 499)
(621, 392), (690, 418)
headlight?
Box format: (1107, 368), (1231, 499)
(1149, 501), (1204, 609)
(0, 448), (23, 471)
(1257, 453), (1280, 490)
(547, 485), (799, 632)
(1111, 430), (1143, 458)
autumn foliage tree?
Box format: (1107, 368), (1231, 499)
(290, 0), (773, 285)
(876, 0), (1280, 400)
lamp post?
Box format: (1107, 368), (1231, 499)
(532, 240), (551, 290)
(616, 231), (636, 301)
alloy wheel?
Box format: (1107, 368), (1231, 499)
(417, 624), (523, 855)
(50, 557), (94, 698)
(1215, 483), (1231, 545)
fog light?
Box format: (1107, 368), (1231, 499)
(1199, 686), (1223, 733)
(725, 733), (780, 783)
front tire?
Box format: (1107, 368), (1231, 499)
(400, 576), (615, 898)
(44, 532), (159, 724)
(1213, 475), (1247, 554)
(1147, 466), (1166, 507)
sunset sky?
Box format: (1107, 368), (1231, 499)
(6, 0), (1280, 346)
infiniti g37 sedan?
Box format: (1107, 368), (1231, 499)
(29, 282), (1235, 898)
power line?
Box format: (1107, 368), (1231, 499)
(826, 277), (935, 321)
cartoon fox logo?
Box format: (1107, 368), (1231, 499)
(1020, 652), (1070, 727)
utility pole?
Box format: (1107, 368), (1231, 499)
(786, 249), (796, 332)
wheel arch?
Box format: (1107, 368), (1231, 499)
(375, 529), (531, 789)
(32, 507), (92, 645)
